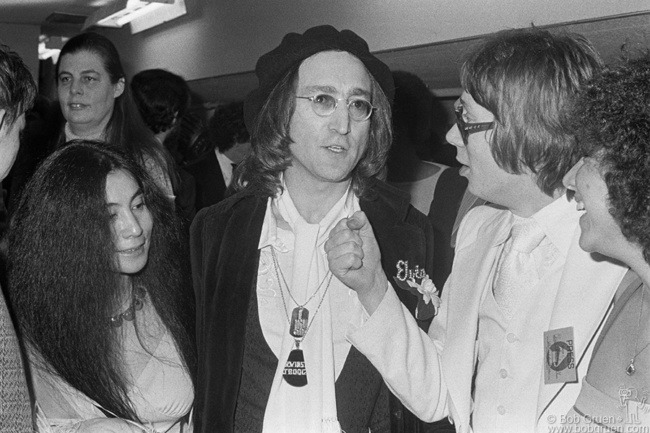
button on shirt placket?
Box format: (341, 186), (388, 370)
(500, 333), (518, 382)
(495, 222), (544, 421)
(453, 196), (580, 432)
(475, 219), (553, 431)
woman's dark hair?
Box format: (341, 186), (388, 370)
(208, 101), (249, 153)
(56, 32), (178, 193)
(234, 52), (392, 198)
(8, 140), (195, 421)
(571, 54), (650, 264)
(131, 68), (191, 135)
(461, 27), (603, 196)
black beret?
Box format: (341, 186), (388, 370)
(243, 25), (394, 132)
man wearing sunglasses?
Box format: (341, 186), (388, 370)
(190, 25), (434, 433)
(326, 28), (629, 433)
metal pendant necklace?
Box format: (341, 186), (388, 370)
(626, 285), (649, 376)
(108, 285), (145, 327)
(270, 247), (333, 387)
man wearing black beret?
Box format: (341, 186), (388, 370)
(191, 25), (434, 433)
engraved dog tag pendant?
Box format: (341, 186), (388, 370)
(283, 348), (308, 387)
(290, 307), (309, 338)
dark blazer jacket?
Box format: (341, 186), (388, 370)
(428, 167), (468, 291)
(190, 179), (434, 433)
(184, 150), (228, 212)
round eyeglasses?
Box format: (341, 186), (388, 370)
(296, 94), (376, 122)
(455, 105), (494, 145)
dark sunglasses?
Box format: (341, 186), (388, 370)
(455, 105), (494, 145)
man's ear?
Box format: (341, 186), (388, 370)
(114, 77), (125, 98)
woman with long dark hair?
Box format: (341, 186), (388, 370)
(8, 141), (195, 432)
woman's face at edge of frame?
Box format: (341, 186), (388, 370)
(563, 156), (636, 262)
(105, 169), (153, 275)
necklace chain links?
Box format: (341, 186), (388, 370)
(108, 285), (145, 328)
(626, 284), (649, 376)
(270, 247), (333, 346)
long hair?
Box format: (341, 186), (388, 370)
(56, 32), (178, 192)
(461, 27), (603, 196)
(235, 53), (392, 198)
(8, 140), (195, 421)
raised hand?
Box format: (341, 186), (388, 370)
(325, 210), (388, 314)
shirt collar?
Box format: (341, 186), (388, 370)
(499, 194), (577, 257)
(532, 193), (578, 257)
(214, 149), (236, 187)
(64, 122), (105, 142)
(258, 176), (358, 251)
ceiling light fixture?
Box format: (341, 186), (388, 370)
(83, 0), (177, 30)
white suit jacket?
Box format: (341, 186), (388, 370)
(348, 203), (628, 433)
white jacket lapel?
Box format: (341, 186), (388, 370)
(536, 227), (627, 420)
(441, 207), (511, 427)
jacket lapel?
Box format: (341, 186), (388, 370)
(536, 228), (627, 419)
(362, 181), (433, 313)
(441, 208), (511, 427)
(186, 151), (227, 210)
(206, 194), (268, 431)
(213, 195), (266, 322)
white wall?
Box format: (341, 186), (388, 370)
(0, 23), (40, 86)
(106, 0), (649, 81)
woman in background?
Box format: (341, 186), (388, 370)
(8, 141), (195, 432)
(562, 54), (650, 430)
(55, 32), (176, 199)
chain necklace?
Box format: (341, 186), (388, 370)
(271, 247), (331, 337)
(108, 285), (145, 327)
(270, 247), (334, 387)
(626, 285), (649, 376)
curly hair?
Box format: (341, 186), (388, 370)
(8, 140), (196, 422)
(461, 27), (603, 196)
(235, 54), (392, 199)
(571, 54), (650, 264)
(0, 44), (36, 128)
